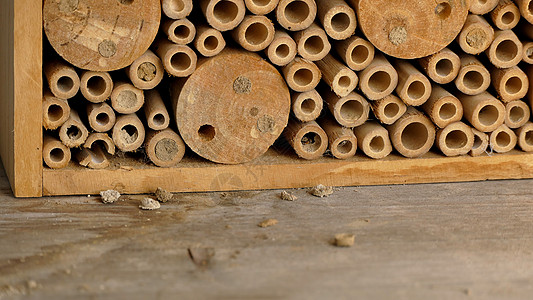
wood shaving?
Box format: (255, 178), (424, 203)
(100, 190), (121, 204)
(280, 190), (297, 201)
(139, 198), (161, 210)
(155, 187), (173, 203)
(309, 184), (334, 197)
(258, 219), (278, 228)
(334, 233), (355, 247)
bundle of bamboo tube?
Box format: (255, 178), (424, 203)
(41, 0), (533, 170)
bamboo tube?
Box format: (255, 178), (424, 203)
(80, 71), (113, 103)
(162, 0), (193, 19)
(316, 54), (358, 97)
(436, 122), (475, 157)
(353, 121), (393, 159)
(291, 90), (323, 122)
(505, 100), (531, 128)
(387, 107), (436, 158)
(323, 90), (370, 128)
(318, 117), (357, 159)
(334, 36), (375, 71)
(293, 22), (331, 61)
(43, 135), (71, 169)
(75, 144), (110, 169)
(470, 0), (499, 14)
(200, 0), (246, 31)
(153, 39), (197, 77)
(110, 82), (145, 114)
(112, 114), (146, 152)
(86, 102), (116, 133)
(528, 65), (533, 112)
(43, 0), (161, 71)
(470, 128), (490, 156)
(422, 85), (463, 128)
(145, 128), (187, 167)
(455, 54), (491, 95)
(59, 109), (89, 148)
(358, 53), (398, 101)
(276, 0), (317, 31)
(44, 59), (80, 100)
(393, 59), (432, 106)
(523, 42), (533, 64)
(513, 0), (533, 24)
(418, 48), (461, 84)
(245, 0), (279, 15)
(231, 15), (275, 52)
(456, 91), (506, 132)
(491, 0), (521, 30)
(491, 65), (529, 102)
(43, 90), (71, 130)
(486, 30), (523, 68)
(162, 18), (196, 45)
(266, 30), (298, 66)
(456, 15), (495, 55)
(515, 122), (533, 151)
(283, 119), (328, 160)
(126, 50), (164, 90)
(316, 0), (357, 40)
(282, 57), (321, 92)
(84, 133), (116, 155)
(370, 94), (407, 125)
(144, 90), (170, 131)
(489, 124), (517, 153)
(194, 25), (226, 57)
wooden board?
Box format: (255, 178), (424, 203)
(43, 149), (533, 196)
(0, 0), (42, 197)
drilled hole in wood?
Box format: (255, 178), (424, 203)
(509, 106), (525, 123)
(87, 76), (107, 97)
(446, 130), (468, 149)
(407, 80), (425, 101)
(495, 40), (519, 62)
(171, 52), (192, 71)
(464, 70), (484, 90)
(331, 12), (350, 32)
(304, 36), (324, 55)
(213, 0), (239, 24)
(368, 71), (391, 93)
(57, 76), (75, 94)
(435, 58), (453, 77)
(301, 132), (322, 153)
(435, 2), (451, 20)
(370, 136), (385, 152)
(439, 103), (457, 121)
(401, 122), (429, 151)
(245, 22), (268, 45)
(340, 100), (363, 122)
(198, 124), (216, 141)
(50, 148), (65, 163)
(285, 1), (309, 24)
(337, 139), (353, 154)
(505, 76), (523, 95)
(479, 105), (500, 127)
(275, 44), (290, 58)
(351, 44), (370, 64)
(47, 104), (64, 122)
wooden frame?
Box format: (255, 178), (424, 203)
(1, 0), (532, 197)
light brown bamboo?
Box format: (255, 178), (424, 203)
(86, 102), (116, 133)
(358, 53), (398, 101)
(523, 41), (533, 64)
(162, 18), (196, 45)
(470, 128), (490, 156)
(144, 90), (170, 131)
(194, 25), (226, 57)
(515, 122), (533, 152)
(43, 90), (71, 130)
(392, 59), (432, 106)
(162, 0), (193, 19)
(418, 48), (460, 84)
(505, 100), (531, 128)
(513, 0), (533, 24)
(322, 90), (370, 128)
(231, 15), (275, 52)
(315, 54), (358, 97)
(489, 124), (517, 153)
(145, 128), (186, 167)
(75, 144), (110, 169)
(455, 54), (491, 95)
(370, 94), (407, 125)
(456, 15), (495, 55)
(110, 82), (145, 114)
(58, 109), (89, 148)
(84, 133), (116, 155)
(333, 36), (375, 71)
(43, 135), (71, 169)
(283, 119), (328, 160)
(456, 91), (506, 132)
(112, 114), (146, 152)
(491, 0), (521, 30)
(293, 22), (331, 61)
(422, 85), (463, 128)
(470, 0), (499, 14)
(80, 71), (113, 103)
(490, 65), (529, 102)
(266, 30), (297, 66)
(436, 122), (475, 157)
(200, 0), (246, 31)
(387, 107), (436, 158)
(126, 50), (164, 90)
(276, 0), (317, 31)
(245, 0), (279, 15)
(318, 117), (357, 159)
(316, 0), (357, 40)
(353, 121), (393, 159)
(291, 90), (323, 122)
(486, 30), (523, 68)
(282, 57), (321, 92)
(153, 39), (197, 77)
(44, 59), (80, 100)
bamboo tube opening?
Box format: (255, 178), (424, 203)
(205, 36), (220, 51)
(85, 133), (116, 155)
(214, 1), (240, 24)
(283, 58), (321, 92)
(505, 76), (523, 94)
(369, 71), (392, 94)
(233, 15), (275, 51)
(96, 113), (110, 126)
(445, 130), (468, 149)
(384, 103), (400, 119)
(435, 58), (456, 79)
(423, 85), (463, 128)
(338, 76), (351, 88)
(479, 105), (501, 127)
(50, 148), (65, 163)
(245, 0), (278, 15)
(171, 52), (192, 72)
(48, 104), (64, 122)
(470, 128), (489, 156)
(155, 41), (197, 77)
(305, 36), (325, 55)
(86, 76), (108, 98)
(526, 131), (533, 146)
(87, 99), (116, 132)
(301, 99), (316, 114)
(457, 15), (494, 55)
(490, 125), (517, 153)
(113, 114), (146, 152)
(153, 114), (166, 127)
(57, 76), (75, 94)
(43, 135), (72, 169)
(277, 0), (316, 31)
(402, 123), (429, 151)
(523, 42), (533, 63)
(198, 124), (216, 141)
(492, 66), (529, 102)
(294, 69), (313, 86)
(470, 0), (498, 14)
(406, 80), (427, 103)
(334, 36), (374, 71)
(337, 139), (354, 154)
(325, 91), (370, 127)
(276, 44), (290, 58)
(370, 95), (407, 125)
(127, 50), (164, 90)
(464, 70), (485, 90)
(292, 90), (323, 122)
(436, 122), (474, 156)
(245, 22), (269, 45)
(388, 107), (436, 157)
(340, 100), (364, 124)
(162, 0), (193, 19)
(352, 45), (370, 65)
(111, 83), (145, 114)
(516, 123), (533, 151)
(145, 129), (187, 167)
(354, 121), (392, 159)
(496, 40), (519, 61)
(284, 120), (328, 159)
(487, 31), (523, 68)
(294, 23), (331, 61)
(439, 103), (457, 121)
(505, 100), (530, 128)
(369, 136), (384, 153)
(301, 132), (323, 153)
(331, 12), (351, 32)
(266, 31), (297, 66)
(455, 55), (491, 95)
(286, 1), (309, 23)
(502, 11), (516, 25)
(194, 26), (226, 57)
(166, 19), (196, 45)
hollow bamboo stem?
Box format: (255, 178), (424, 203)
(422, 84), (463, 128)
(276, 0), (317, 31)
(145, 128), (187, 167)
(358, 53), (398, 101)
(418, 48), (460, 84)
(110, 81), (145, 114)
(293, 22), (331, 61)
(333, 36), (375, 71)
(112, 114), (146, 152)
(353, 121), (393, 159)
(144, 90), (170, 131)
(161, 18), (196, 45)
(436, 121), (475, 157)
(80, 71), (113, 103)
(194, 25), (226, 57)
(291, 90), (323, 122)
(153, 39), (197, 77)
(43, 90), (71, 130)
(318, 117), (357, 159)
(44, 59), (80, 100)
(370, 94), (407, 125)
(126, 50), (164, 90)
(489, 124), (517, 153)
(231, 15), (275, 52)
(266, 29), (297, 66)
(43, 135), (71, 169)
(59, 109), (89, 148)
(456, 91), (506, 132)
(282, 57), (321, 92)
(322, 90), (370, 128)
(316, 0), (357, 40)
(315, 54), (358, 97)
(86, 102), (116, 133)
(387, 107), (436, 158)
(283, 119), (328, 160)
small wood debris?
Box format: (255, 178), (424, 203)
(99, 190), (121, 204)
(139, 198), (161, 210)
(155, 187), (173, 203)
(280, 190), (297, 201)
(309, 184), (334, 197)
(334, 233), (355, 247)
(258, 218), (278, 228)
(188, 247), (215, 269)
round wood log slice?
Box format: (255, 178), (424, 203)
(355, 0), (469, 59)
(43, 0), (161, 71)
(175, 48), (290, 164)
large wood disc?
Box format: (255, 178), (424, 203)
(43, 0), (161, 71)
(355, 0), (469, 59)
(175, 49), (290, 165)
